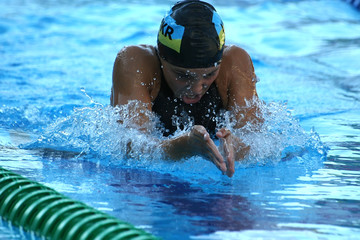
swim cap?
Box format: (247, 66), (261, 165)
(157, 0), (225, 68)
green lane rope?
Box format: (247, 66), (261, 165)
(0, 167), (159, 240)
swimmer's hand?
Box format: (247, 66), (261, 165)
(161, 125), (227, 175)
(189, 125), (227, 174)
(216, 128), (235, 177)
(216, 128), (250, 177)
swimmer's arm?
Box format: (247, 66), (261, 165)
(111, 45), (155, 130)
(219, 46), (261, 167)
(227, 46), (261, 129)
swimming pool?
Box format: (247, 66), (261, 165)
(1, 0), (359, 239)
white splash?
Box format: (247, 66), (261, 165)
(25, 98), (327, 171)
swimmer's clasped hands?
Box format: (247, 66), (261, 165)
(161, 125), (242, 177)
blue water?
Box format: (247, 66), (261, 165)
(1, 0), (360, 239)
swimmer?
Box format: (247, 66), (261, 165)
(111, 0), (260, 177)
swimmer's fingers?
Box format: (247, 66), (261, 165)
(192, 126), (226, 172)
(217, 128), (235, 177)
(190, 126), (226, 173)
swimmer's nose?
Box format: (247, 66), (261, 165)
(190, 82), (204, 95)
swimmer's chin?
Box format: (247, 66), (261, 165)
(182, 95), (202, 104)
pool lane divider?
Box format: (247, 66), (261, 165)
(0, 167), (159, 240)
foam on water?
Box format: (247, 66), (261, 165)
(232, 98), (327, 165)
(19, 92), (327, 177)
(24, 102), (162, 163)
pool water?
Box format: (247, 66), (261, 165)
(1, 0), (360, 239)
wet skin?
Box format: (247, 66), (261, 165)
(160, 59), (220, 104)
(111, 44), (259, 177)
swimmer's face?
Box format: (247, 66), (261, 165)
(160, 59), (220, 104)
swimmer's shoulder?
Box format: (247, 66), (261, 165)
(114, 45), (161, 81)
(113, 45), (161, 100)
(116, 45), (160, 66)
(216, 45), (256, 108)
(221, 45), (255, 84)
(222, 45), (254, 72)
(216, 45), (253, 86)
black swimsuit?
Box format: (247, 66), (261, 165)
(152, 75), (224, 137)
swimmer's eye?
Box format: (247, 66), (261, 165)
(177, 73), (191, 80)
(203, 72), (215, 79)
(203, 70), (220, 80)
(175, 71), (193, 81)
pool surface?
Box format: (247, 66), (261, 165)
(1, 0), (360, 239)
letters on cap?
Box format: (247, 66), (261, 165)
(158, 13), (185, 53)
